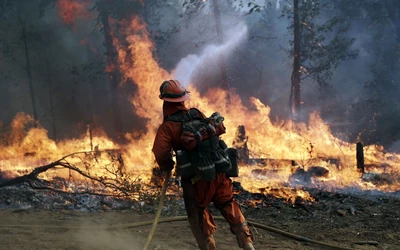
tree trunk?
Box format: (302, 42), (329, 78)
(18, 14), (38, 122)
(212, 0), (230, 100)
(98, 1), (123, 136)
(44, 55), (57, 140)
(85, 45), (95, 127)
(290, 0), (301, 119)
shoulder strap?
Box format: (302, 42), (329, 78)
(165, 110), (186, 123)
(187, 108), (204, 120)
(165, 108), (203, 123)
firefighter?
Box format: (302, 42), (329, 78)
(152, 79), (255, 250)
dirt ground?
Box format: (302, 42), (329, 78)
(0, 194), (399, 250)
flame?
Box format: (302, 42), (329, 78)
(57, 0), (92, 25)
(0, 14), (399, 203)
(109, 16), (400, 199)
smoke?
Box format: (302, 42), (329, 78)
(76, 225), (143, 250)
(75, 221), (189, 250)
(389, 140), (400, 153)
(172, 22), (248, 87)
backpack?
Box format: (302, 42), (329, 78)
(166, 108), (231, 181)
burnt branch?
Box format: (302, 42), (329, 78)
(0, 150), (141, 198)
(0, 161), (58, 188)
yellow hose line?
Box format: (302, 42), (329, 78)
(0, 215), (356, 250)
(141, 171), (171, 250)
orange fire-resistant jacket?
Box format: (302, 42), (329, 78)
(152, 102), (227, 170)
(152, 101), (253, 249)
(152, 101), (197, 171)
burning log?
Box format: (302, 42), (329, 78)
(232, 124), (341, 169)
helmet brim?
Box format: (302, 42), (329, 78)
(160, 93), (190, 102)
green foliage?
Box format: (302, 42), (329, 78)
(183, 0), (207, 15)
(283, 0), (358, 87)
(232, 0), (262, 14)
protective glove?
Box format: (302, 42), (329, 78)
(151, 167), (171, 187)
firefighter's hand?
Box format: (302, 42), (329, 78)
(151, 167), (171, 187)
(153, 167), (170, 177)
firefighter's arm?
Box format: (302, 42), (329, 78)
(152, 123), (175, 172)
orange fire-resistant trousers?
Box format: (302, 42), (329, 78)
(182, 172), (254, 250)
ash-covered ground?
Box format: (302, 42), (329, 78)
(0, 180), (399, 250)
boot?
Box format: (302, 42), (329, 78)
(242, 242), (255, 250)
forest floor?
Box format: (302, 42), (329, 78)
(0, 187), (399, 250)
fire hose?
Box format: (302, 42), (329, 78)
(130, 217), (357, 250)
(0, 173), (358, 250)
(137, 173), (356, 250)
(0, 211), (359, 250)
(142, 171), (171, 250)
(0, 210), (359, 250)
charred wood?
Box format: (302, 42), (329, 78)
(356, 142), (365, 174)
(232, 125), (249, 164)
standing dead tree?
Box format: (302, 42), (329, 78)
(95, 0), (123, 136)
(290, 0), (301, 119)
(18, 13), (37, 123)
